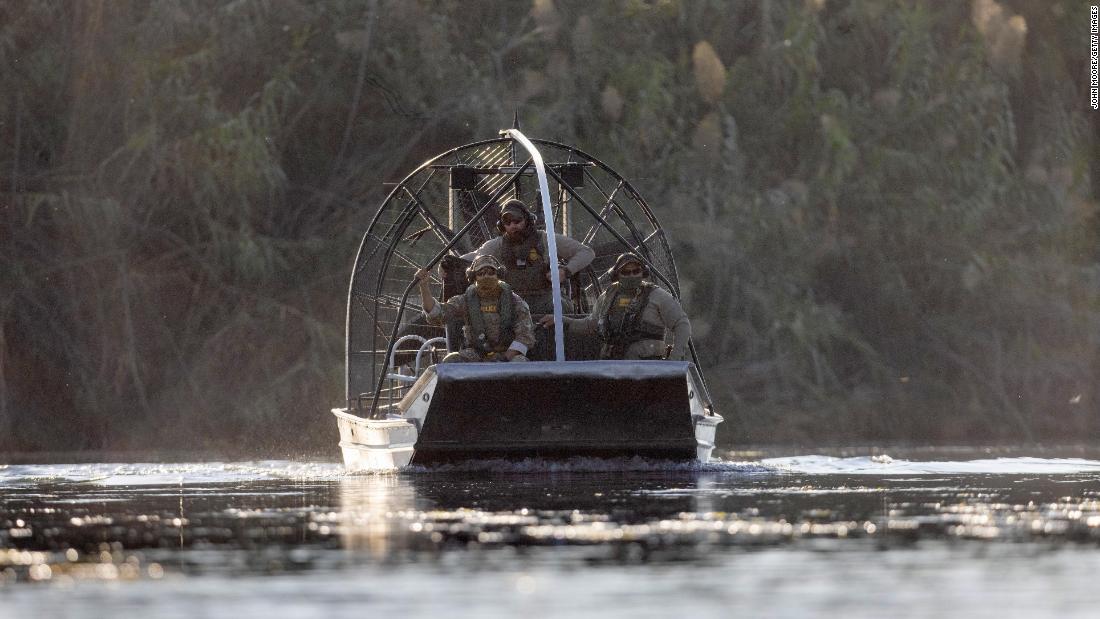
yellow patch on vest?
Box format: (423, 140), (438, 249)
(617, 297), (632, 308)
(480, 303), (499, 313)
(527, 247), (541, 263)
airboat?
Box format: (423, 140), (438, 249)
(332, 127), (722, 469)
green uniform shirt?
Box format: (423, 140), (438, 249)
(565, 284), (691, 360)
(424, 289), (537, 355)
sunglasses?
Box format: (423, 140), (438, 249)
(618, 265), (644, 276)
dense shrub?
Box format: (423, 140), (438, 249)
(0, 0), (1095, 454)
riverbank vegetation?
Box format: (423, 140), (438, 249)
(1, 0), (1096, 454)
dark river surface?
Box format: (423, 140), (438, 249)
(3, 448), (1100, 618)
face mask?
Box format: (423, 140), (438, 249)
(475, 274), (501, 295)
(618, 274), (643, 291)
(504, 222), (528, 242)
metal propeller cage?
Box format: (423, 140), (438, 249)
(345, 135), (694, 417)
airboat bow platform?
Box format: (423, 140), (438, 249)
(332, 128), (722, 469)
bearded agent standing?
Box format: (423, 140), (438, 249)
(416, 255), (535, 363)
(462, 198), (595, 315)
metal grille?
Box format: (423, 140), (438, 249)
(345, 138), (684, 411)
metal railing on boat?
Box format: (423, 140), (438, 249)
(379, 335), (447, 412)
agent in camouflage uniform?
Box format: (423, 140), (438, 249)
(543, 252), (691, 360)
(416, 255), (536, 362)
(461, 198), (594, 315)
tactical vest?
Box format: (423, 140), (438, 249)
(597, 282), (666, 358)
(500, 231), (549, 295)
(464, 282), (516, 354)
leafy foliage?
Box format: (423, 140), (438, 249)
(0, 0), (1096, 453)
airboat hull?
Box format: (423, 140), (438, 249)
(333, 361), (722, 471)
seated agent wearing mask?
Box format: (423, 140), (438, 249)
(461, 198), (595, 316)
(416, 255), (536, 363)
(540, 252), (691, 361)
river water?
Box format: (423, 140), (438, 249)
(2, 448), (1100, 618)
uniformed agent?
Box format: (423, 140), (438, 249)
(541, 252), (691, 360)
(416, 255), (536, 362)
(461, 198), (595, 315)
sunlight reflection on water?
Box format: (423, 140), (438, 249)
(2, 453), (1099, 617)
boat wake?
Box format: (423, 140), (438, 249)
(3, 454), (1099, 486)
(0, 458), (769, 485)
(760, 454), (1100, 475)
(398, 454), (1100, 475)
(0, 461), (348, 486)
(398, 456), (771, 474)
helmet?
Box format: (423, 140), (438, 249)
(495, 198), (536, 234)
(465, 254), (507, 282)
(607, 252), (650, 282)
